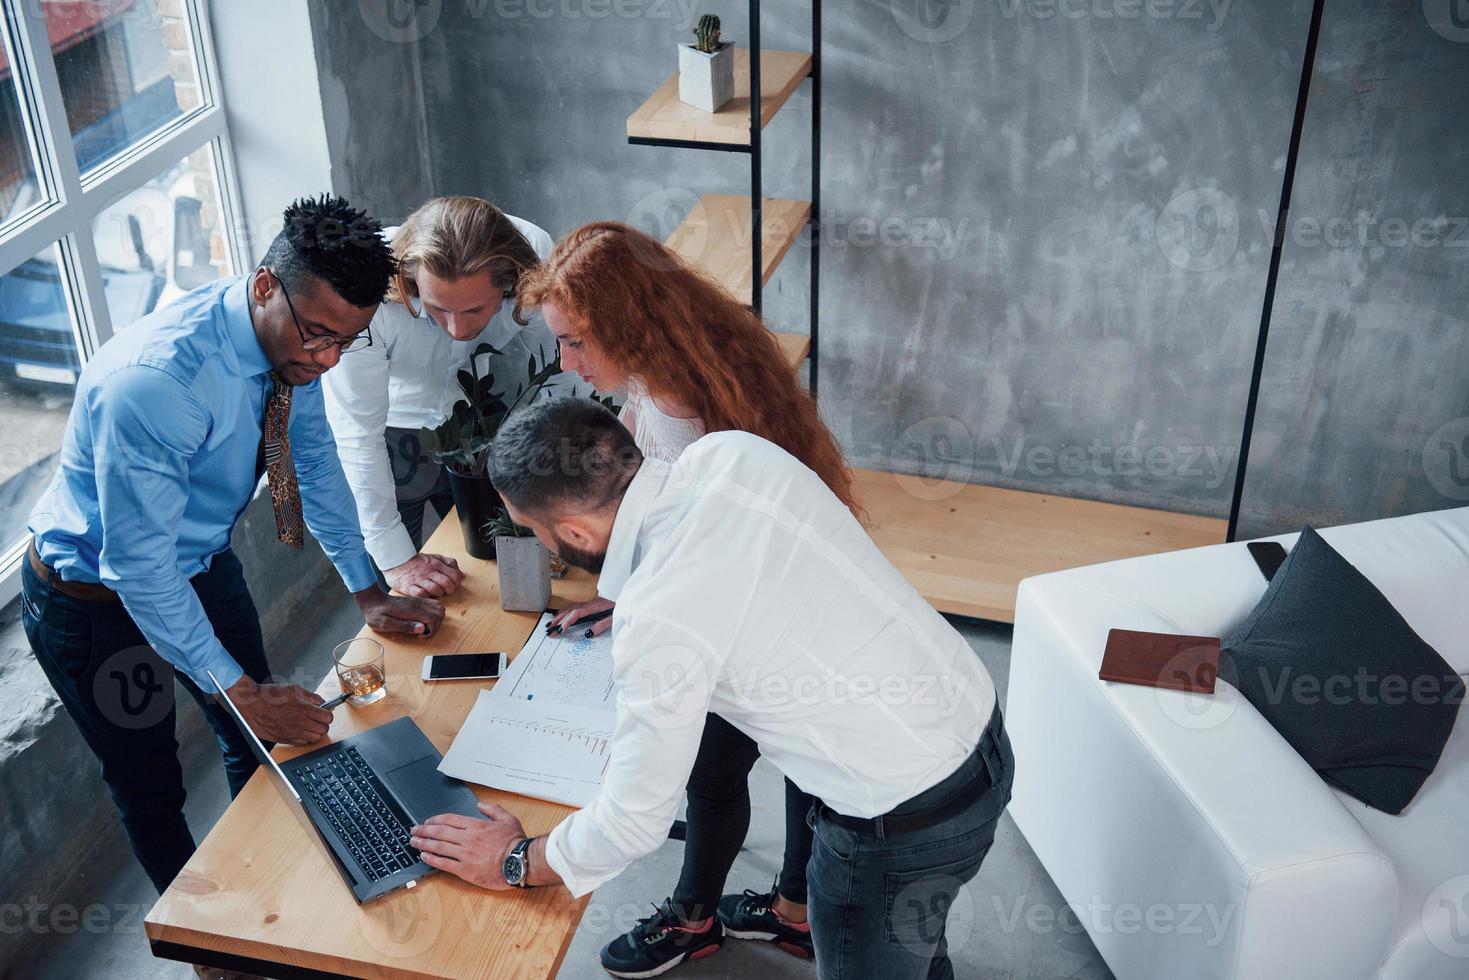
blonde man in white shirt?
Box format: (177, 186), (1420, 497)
(409, 398), (1015, 980)
(323, 196), (554, 598)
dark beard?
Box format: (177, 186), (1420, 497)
(551, 534), (606, 575)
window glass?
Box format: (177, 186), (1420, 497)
(0, 243), (79, 538)
(91, 142), (229, 328)
(48, 1), (203, 174)
(0, 30), (45, 232)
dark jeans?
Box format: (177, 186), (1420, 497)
(806, 704), (1014, 980)
(672, 713), (814, 922)
(21, 549), (273, 894)
(385, 425), (453, 549)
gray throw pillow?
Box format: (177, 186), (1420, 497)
(1222, 526), (1464, 814)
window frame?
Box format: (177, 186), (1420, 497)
(0, 0), (247, 608)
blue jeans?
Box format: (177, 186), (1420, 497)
(21, 548), (273, 894)
(806, 704), (1014, 980)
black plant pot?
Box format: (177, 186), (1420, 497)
(447, 470), (503, 559)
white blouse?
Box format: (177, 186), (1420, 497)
(618, 377), (706, 462)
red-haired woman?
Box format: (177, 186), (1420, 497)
(517, 222), (861, 978)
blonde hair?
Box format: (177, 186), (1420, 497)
(387, 196), (541, 315)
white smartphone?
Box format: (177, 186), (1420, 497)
(421, 652), (506, 682)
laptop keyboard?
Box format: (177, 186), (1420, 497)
(296, 747), (420, 882)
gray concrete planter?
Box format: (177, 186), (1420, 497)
(496, 535), (551, 612)
(678, 42), (734, 113)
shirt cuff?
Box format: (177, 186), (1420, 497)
(190, 642), (244, 694)
(334, 551), (380, 594)
(544, 814), (616, 898)
(366, 522), (419, 572)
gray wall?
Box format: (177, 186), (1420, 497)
(314, 0), (1468, 535)
(1236, 0), (1469, 537)
(307, 0), (437, 223)
(212, 0), (334, 260)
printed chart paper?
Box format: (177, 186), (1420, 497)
(438, 692), (614, 807)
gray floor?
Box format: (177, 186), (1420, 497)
(20, 599), (1112, 980)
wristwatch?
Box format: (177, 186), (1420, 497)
(503, 836), (533, 888)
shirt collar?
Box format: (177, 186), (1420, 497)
(596, 456), (671, 601)
(225, 276), (274, 378)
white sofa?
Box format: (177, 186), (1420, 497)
(1006, 506), (1469, 980)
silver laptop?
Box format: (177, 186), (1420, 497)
(209, 671), (482, 903)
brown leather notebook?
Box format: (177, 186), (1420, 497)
(1098, 629), (1220, 694)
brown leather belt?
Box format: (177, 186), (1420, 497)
(27, 540), (121, 603)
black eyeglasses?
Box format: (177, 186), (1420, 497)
(268, 268), (373, 353)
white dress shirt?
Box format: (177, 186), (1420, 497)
(543, 432), (997, 897)
(322, 215), (554, 570)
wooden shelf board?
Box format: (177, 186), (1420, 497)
(854, 468), (1227, 623)
(666, 193), (810, 306)
(773, 331), (810, 373)
(627, 49), (813, 146)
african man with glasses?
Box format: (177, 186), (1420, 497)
(21, 197), (444, 938)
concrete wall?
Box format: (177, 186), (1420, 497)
(1235, 0), (1469, 537)
(307, 0), (437, 224)
(306, 0), (1468, 535)
(212, 0), (335, 259)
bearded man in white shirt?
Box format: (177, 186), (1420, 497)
(323, 196), (554, 598)
(409, 397), (1016, 980)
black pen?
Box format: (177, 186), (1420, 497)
(546, 607), (614, 636)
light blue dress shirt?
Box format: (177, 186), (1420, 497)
(28, 275), (378, 691)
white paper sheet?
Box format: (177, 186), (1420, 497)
(490, 611), (617, 711)
(438, 692), (615, 807)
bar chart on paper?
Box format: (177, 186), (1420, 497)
(438, 693), (615, 807)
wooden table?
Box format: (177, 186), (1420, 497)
(145, 516), (599, 979)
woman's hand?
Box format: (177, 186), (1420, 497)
(546, 596), (615, 637)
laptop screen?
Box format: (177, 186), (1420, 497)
(207, 671), (325, 844)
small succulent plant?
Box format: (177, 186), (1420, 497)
(693, 14), (721, 53)
(481, 505), (534, 543)
(482, 507), (534, 541)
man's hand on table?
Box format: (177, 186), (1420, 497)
(354, 586), (445, 637)
(222, 675), (332, 746)
(384, 552), (464, 598)
(411, 803), (559, 890)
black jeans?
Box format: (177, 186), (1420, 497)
(672, 713), (814, 922)
(385, 425), (453, 549)
(806, 704), (1014, 980)
(20, 549), (273, 894)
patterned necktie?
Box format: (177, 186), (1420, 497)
(263, 373), (304, 549)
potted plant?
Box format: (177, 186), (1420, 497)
(418, 344), (561, 559)
(678, 14), (734, 113)
(483, 508), (551, 613)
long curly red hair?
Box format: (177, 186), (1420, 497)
(515, 221), (861, 518)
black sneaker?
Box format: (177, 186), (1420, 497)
(600, 899), (725, 978)
(716, 886), (815, 960)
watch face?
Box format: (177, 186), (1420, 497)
(503, 842), (529, 886)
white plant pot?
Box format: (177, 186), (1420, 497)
(496, 536), (551, 613)
(678, 42), (734, 113)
